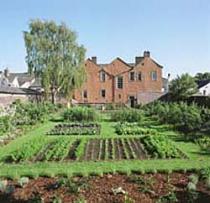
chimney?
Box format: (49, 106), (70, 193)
(135, 57), (142, 65)
(91, 56), (97, 64)
(143, 51), (150, 58)
(4, 68), (10, 78)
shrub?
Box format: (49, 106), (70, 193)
(197, 137), (210, 152)
(111, 109), (144, 122)
(144, 101), (206, 134)
(63, 107), (99, 122)
(0, 116), (14, 135)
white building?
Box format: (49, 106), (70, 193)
(197, 80), (210, 96)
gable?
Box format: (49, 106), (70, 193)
(104, 57), (132, 76)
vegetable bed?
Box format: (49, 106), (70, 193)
(46, 123), (101, 135)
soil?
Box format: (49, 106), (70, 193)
(1, 173), (209, 203)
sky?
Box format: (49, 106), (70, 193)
(0, 0), (209, 78)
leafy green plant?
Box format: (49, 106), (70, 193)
(141, 135), (185, 159)
(157, 192), (178, 203)
(63, 107), (99, 122)
(18, 177), (29, 187)
(47, 123), (101, 135)
(115, 122), (158, 135)
(111, 109), (144, 122)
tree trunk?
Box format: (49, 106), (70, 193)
(51, 88), (57, 104)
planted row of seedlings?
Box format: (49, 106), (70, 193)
(46, 123), (101, 136)
(82, 138), (149, 161)
(140, 135), (187, 159)
(2, 137), (82, 163)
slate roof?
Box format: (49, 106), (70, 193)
(197, 79), (210, 89)
(0, 86), (41, 95)
(7, 73), (34, 86)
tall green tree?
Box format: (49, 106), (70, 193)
(169, 73), (198, 101)
(195, 72), (210, 82)
(24, 19), (86, 104)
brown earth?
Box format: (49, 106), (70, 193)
(0, 173), (210, 203)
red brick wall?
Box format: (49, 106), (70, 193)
(74, 56), (163, 105)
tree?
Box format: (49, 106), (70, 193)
(169, 73), (198, 101)
(24, 19), (86, 104)
(195, 72), (210, 82)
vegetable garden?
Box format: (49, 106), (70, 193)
(1, 135), (186, 163)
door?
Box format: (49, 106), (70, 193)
(129, 96), (136, 108)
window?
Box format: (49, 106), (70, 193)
(100, 71), (106, 82)
(117, 76), (123, 89)
(129, 72), (135, 81)
(138, 72), (142, 81)
(100, 89), (106, 98)
(83, 90), (87, 98)
(151, 71), (157, 81)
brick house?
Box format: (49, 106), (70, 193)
(74, 51), (166, 107)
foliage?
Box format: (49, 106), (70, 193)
(115, 122), (158, 135)
(63, 107), (99, 122)
(195, 72), (210, 82)
(157, 192), (178, 203)
(111, 109), (144, 122)
(18, 177), (29, 187)
(47, 123), (101, 135)
(42, 138), (74, 161)
(0, 116), (14, 135)
(57, 178), (89, 194)
(3, 136), (47, 162)
(24, 19), (86, 103)
(141, 135), (184, 159)
(197, 137), (210, 152)
(144, 101), (207, 134)
(169, 73), (198, 101)
(13, 101), (56, 125)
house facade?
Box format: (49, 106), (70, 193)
(197, 80), (210, 96)
(74, 51), (165, 106)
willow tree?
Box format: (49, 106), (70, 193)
(24, 19), (86, 104)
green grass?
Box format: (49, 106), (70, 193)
(0, 112), (209, 179)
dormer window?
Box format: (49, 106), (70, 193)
(129, 72), (135, 81)
(100, 71), (106, 82)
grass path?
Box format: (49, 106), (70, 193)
(0, 113), (209, 178)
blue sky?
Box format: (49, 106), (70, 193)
(0, 0), (209, 78)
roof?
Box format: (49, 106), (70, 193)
(197, 79), (210, 89)
(0, 86), (41, 95)
(7, 73), (34, 85)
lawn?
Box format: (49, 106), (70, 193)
(0, 111), (210, 179)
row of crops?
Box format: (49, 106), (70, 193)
(46, 123), (101, 136)
(1, 135), (186, 163)
(114, 122), (173, 135)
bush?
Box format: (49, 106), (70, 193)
(12, 101), (57, 125)
(111, 109), (144, 122)
(63, 107), (99, 122)
(144, 101), (206, 134)
(197, 137), (210, 152)
(0, 116), (14, 135)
